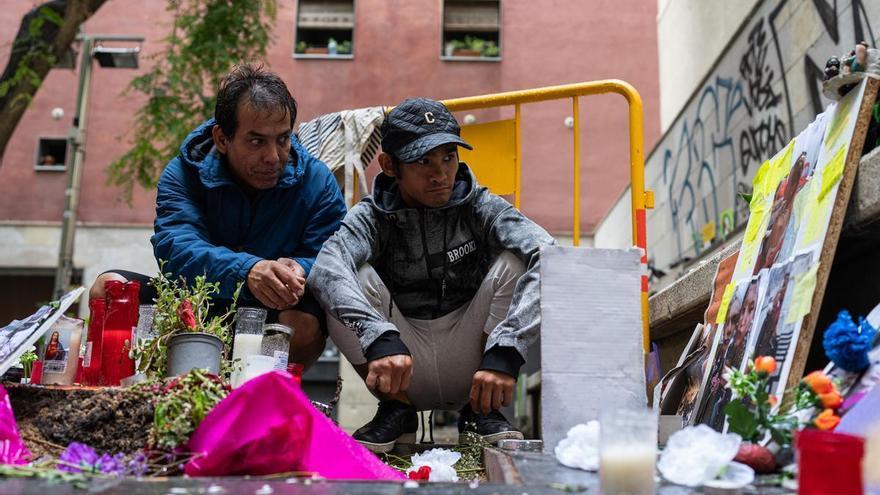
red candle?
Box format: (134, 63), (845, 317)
(100, 329), (134, 386)
(100, 280), (139, 386)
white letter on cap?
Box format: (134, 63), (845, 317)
(424, 112), (435, 123)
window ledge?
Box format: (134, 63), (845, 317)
(440, 55), (501, 63)
(34, 165), (67, 172)
(293, 53), (354, 60)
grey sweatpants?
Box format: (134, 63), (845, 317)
(327, 251), (525, 411)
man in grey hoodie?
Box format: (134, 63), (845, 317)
(309, 98), (555, 453)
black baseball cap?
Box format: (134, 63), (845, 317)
(380, 97), (473, 162)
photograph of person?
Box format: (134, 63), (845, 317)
(748, 262), (792, 364)
(764, 250), (816, 396)
(753, 152), (812, 274)
(43, 330), (67, 362)
(677, 324), (718, 424)
(701, 274), (763, 431)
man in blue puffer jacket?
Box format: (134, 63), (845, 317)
(90, 64), (346, 369)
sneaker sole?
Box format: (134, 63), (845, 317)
(357, 432), (417, 454)
(459, 430), (524, 445)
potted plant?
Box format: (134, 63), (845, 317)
(338, 40), (352, 55)
(131, 265), (238, 379)
(450, 38), (480, 57)
(304, 44), (329, 55)
(295, 41), (307, 54)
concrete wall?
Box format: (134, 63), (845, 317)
(595, 0), (879, 291)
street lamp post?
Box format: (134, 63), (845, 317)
(53, 34), (143, 299)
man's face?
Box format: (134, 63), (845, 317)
(737, 285), (759, 335)
(214, 102), (291, 191)
(392, 144), (460, 208)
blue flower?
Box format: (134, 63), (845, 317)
(823, 310), (878, 372)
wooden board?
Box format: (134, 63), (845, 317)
(786, 78), (879, 394)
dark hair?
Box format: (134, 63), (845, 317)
(214, 63), (298, 137)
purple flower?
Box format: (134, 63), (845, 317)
(96, 453), (127, 475)
(58, 442), (99, 473)
(58, 443), (146, 477)
(127, 452), (148, 477)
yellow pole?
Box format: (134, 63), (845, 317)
(572, 97), (580, 246)
(514, 103), (522, 210)
(442, 80), (651, 352)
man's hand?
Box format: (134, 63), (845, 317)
(470, 370), (516, 414)
(247, 260), (306, 310)
(366, 354), (413, 396)
(277, 257), (306, 279)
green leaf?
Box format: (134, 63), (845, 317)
(724, 400), (760, 442)
(38, 6), (65, 27)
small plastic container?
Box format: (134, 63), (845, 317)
(796, 428), (864, 495)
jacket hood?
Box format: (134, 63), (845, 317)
(178, 118), (305, 189)
(367, 163), (478, 213)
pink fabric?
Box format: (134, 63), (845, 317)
(185, 371), (404, 480)
(0, 385), (31, 465)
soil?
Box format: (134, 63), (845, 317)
(7, 382), (154, 456)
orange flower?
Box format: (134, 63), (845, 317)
(819, 391), (843, 409)
(814, 408), (841, 431)
(803, 371), (834, 395)
(754, 356), (777, 374)
(767, 395), (778, 407)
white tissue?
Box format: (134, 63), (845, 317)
(554, 421), (600, 471)
(407, 448), (462, 482)
(657, 425), (747, 487)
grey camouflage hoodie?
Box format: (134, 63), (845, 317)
(309, 164), (555, 377)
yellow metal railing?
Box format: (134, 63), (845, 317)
(440, 80), (655, 352)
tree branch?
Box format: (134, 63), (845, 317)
(0, 0), (109, 164)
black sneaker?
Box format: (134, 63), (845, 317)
(458, 404), (525, 444)
(353, 400), (418, 453)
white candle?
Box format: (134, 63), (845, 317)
(231, 333), (264, 387)
(240, 355), (275, 385)
(600, 444), (656, 495)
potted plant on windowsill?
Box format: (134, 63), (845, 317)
(305, 45), (329, 55)
(131, 264), (239, 379)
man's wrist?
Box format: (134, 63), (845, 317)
(365, 332), (411, 362)
(478, 345), (524, 379)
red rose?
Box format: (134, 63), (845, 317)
(408, 465), (431, 481)
(177, 300), (197, 330)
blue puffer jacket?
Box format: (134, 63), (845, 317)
(151, 119), (346, 305)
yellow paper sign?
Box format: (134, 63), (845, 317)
(802, 179), (834, 246)
(744, 200), (769, 243)
(716, 283), (736, 325)
(819, 144), (848, 201)
(751, 160), (772, 198)
(785, 264), (819, 324)
(769, 140), (796, 190)
(702, 221), (716, 245)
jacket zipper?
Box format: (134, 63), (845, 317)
(418, 210), (441, 318)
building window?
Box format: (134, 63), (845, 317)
(34, 137), (67, 171)
(294, 0), (355, 58)
(442, 0), (501, 60)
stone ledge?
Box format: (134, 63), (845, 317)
(649, 146), (880, 342)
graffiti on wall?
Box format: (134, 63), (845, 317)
(655, 0), (875, 274)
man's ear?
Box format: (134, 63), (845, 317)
(212, 125), (229, 154)
(378, 152), (396, 178)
